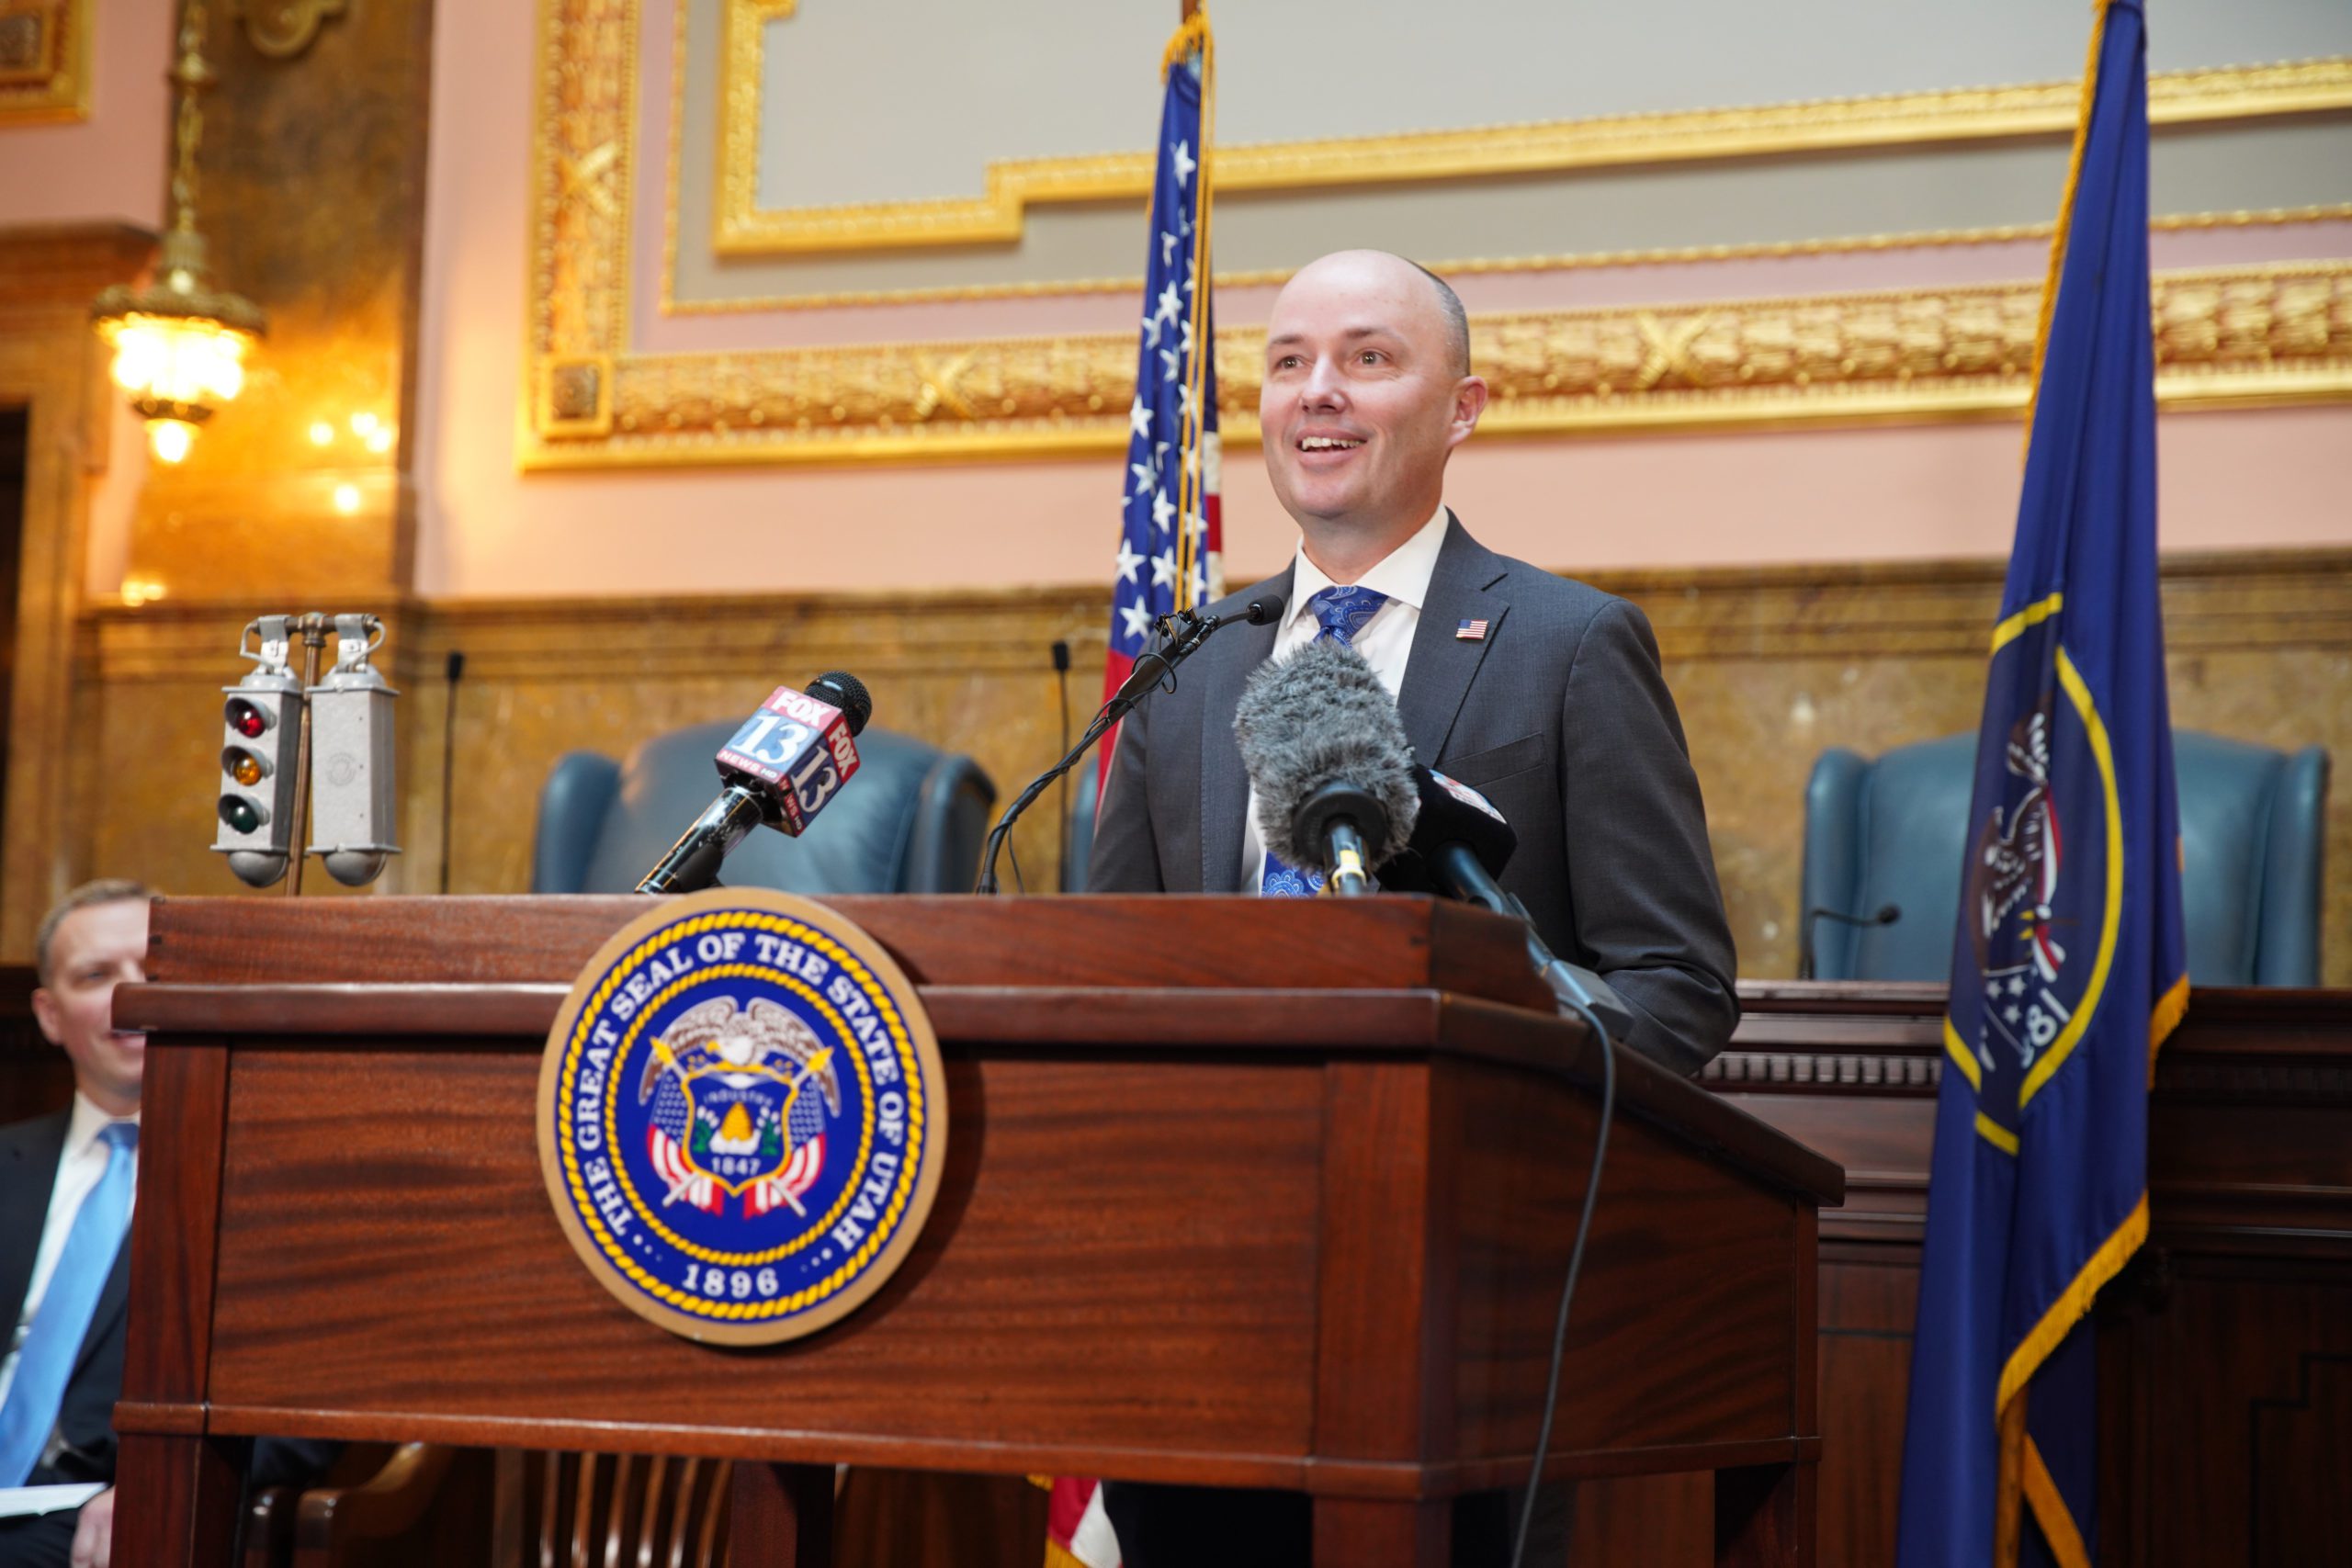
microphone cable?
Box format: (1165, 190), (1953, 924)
(1510, 980), (1618, 1568)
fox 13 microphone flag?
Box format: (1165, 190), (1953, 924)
(1894, 4), (2187, 1567)
(1095, 11), (1223, 794)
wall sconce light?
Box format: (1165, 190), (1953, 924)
(92, 0), (266, 465)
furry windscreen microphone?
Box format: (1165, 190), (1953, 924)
(1232, 637), (1419, 873)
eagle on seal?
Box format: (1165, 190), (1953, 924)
(638, 995), (842, 1114)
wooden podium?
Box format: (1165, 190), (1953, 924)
(110, 896), (1841, 1567)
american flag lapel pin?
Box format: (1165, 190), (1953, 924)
(1456, 618), (1488, 640)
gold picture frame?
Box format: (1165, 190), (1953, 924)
(0, 0), (91, 124)
(524, 0), (2352, 469)
(712, 44), (2352, 258)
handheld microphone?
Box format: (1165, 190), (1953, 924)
(975, 593), (1283, 894)
(1796, 901), (1901, 980)
(1231, 637), (1418, 895)
(1386, 764), (1639, 1041)
(636, 672), (873, 896)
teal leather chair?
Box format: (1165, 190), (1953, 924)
(532, 722), (995, 895)
(1800, 730), (2327, 985)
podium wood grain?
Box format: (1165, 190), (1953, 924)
(113, 896), (1839, 1567)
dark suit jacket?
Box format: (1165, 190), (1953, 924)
(1087, 513), (1739, 1074)
(0, 1111), (336, 1507)
(0, 1111), (130, 1491)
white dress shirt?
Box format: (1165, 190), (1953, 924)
(0, 1093), (141, 1414)
(1240, 504), (1451, 892)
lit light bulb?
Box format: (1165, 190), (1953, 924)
(350, 411), (380, 437)
(149, 419), (195, 463)
(365, 426), (394, 455)
(332, 482), (361, 514)
(310, 420), (334, 446)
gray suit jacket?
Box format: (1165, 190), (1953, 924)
(1086, 513), (1739, 1074)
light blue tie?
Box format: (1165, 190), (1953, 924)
(0, 1122), (137, 1485)
(1261, 585), (1390, 897)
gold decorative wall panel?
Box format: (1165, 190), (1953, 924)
(0, 0), (90, 123)
(67, 550), (2352, 987)
(529, 0), (2352, 468)
(524, 258), (2352, 468)
(714, 52), (2352, 257)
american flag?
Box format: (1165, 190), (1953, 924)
(1097, 13), (1221, 789)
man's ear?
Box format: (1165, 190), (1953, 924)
(1449, 375), (1490, 446)
(30, 986), (62, 1047)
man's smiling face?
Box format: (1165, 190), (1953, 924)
(33, 897), (149, 1117)
(1259, 250), (1486, 550)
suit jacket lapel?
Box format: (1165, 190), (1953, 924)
(1397, 513), (1511, 765)
(73, 1240), (133, 1381)
(0, 1111), (69, 1329)
(1198, 565), (1292, 893)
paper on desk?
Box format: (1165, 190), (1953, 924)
(0, 1482), (104, 1517)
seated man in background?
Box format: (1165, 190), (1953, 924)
(0, 882), (329, 1568)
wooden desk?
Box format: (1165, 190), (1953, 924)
(1708, 983), (2352, 1568)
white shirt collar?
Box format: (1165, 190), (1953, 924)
(1284, 504), (1451, 635)
(65, 1090), (139, 1159)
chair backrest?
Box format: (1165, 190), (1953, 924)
(1800, 729), (2329, 985)
(495, 1450), (731, 1568)
(531, 721), (996, 896)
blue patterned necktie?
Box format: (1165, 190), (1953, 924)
(1261, 585), (1391, 897)
(0, 1121), (137, 1485)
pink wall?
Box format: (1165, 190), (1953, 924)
(0, 0), (171, 599)
(0, 0), (169, 229)
(413, 0), (2352, 602)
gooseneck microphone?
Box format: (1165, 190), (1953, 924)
(1232, 637), (1418, 894)
(1796, 901), (1902, 980)
(636, 672), (873, 896)
(976, 593), (1283, 894)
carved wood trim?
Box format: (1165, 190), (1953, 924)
(0, 222), (154, 958)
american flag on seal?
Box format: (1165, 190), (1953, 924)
(1094, 7), (1222, 795)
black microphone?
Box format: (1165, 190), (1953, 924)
(1388, 764), (1639, 1041)
(636, 672), (873, 896)
(975, 593), (1284, 894)
(1796, 901), (1901, 980)
(1231, 637), (1417, 895)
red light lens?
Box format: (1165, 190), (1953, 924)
(227, 698), (267, 739)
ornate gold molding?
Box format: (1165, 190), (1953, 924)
(711, 51), (2352, 257)
(531, 0), (2352, 468)
(664, 201), (2352, 315)
(0, 0), (92, 124)
(522, 260), (2352, 468)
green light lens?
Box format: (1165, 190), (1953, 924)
(219, 795), (262, 834)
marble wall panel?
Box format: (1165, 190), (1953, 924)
(71, 550), (2350, 982)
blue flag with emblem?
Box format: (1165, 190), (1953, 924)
(1894, 3), (2187, 1565)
